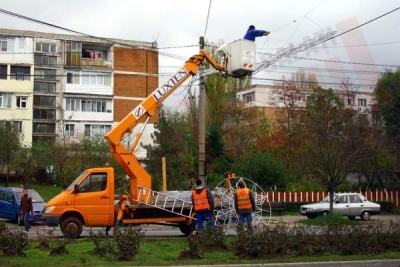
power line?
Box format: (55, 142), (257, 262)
(283, 55), (399, 68)
(257, 41), (400, 50)
(251, 76), (377, 88)
(326, 6), (400, 42)
(0, 8), (189, 62)
(204, 0), (212, 37)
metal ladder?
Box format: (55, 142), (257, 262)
(134, 186), (194, 219)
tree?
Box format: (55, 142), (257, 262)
(375, 68), (400, 140)
(304, 87), (366, 213)
(0, 123), (22, 186)
(233, 150), (287, 191)
(144, 108), (198, 190)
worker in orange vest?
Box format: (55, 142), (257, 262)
(234, 179), (256, 230)
(191, 178), (215, 234)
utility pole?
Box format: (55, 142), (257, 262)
(198, 36), (206, 182)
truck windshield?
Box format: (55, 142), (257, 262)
(66, 171), (88, 191)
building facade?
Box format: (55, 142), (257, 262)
(0, 29), (158, 156)
(236, 84), (380, 127)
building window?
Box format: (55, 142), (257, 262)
(0, 121), (22, 132)
(33, 95), (56, 107)
(66, 97), (111, 113)
(33, 122), (55, 134)
(33, 109), (56, 120)
(16, 96), (27, 109)
(293, 94), (302, 102)
(0, 64), (7, 79)
(67, 72), (80, 84)
(34, 82), (56, 93)
(372, 111), (381, 124)
(84, 124), (111, 137)
(35, 42), (56, 53)
(358, 98), (367, 107)
(17, 37), (25, 49)
(0, 93), (11, 108)
(10, 66), (30, 81)
(65, 124), (75, 136)
(243, 92), (255, 103)
(82, 73), (111, 86)
(82, 49), (106, 61)
(0, 39), (7, 52)
(34, 68), (57, 80)
(34, 55), (57, 66)
(66, 98), (80, 111)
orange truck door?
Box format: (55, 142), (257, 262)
(74, 171), (114, 226)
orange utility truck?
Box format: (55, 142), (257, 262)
(42, 40), (256, 237)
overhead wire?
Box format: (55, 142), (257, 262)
(203, 0), (212, 38)
(325, 6), (400, 42)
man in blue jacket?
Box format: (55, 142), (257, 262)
(243, 25), (270, 41)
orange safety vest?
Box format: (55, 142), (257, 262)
(192, 189), (211, 211)
(236, 188), (252, 210)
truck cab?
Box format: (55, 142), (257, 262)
(43, 167), (115, 237)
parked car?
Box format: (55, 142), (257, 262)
(299, 193), (380, 221)
(0, 187), (46, 224)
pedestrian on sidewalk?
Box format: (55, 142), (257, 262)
(19, 188), (33, 233)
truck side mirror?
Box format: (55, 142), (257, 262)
(74, 184), (80, 194)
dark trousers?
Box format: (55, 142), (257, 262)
(195, 210), (215, 233)
(22, 211), (31, 231)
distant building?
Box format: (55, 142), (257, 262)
(0, 29), (158, 158)
(236, 84), (381, 128)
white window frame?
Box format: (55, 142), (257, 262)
(18, 38), (25, 50)
(243, 92), (255, 103)
(0, 93), (12, 108)
(358, 98), (367, 107)
(16, 96), (28, 109)
(67, 72), (80, 84)
(0, 39), (7, 52)
(85, 124), (111, 137)
(35, 42), (56, 53)
(65, 124), (75, 136)
(81, 72), (111, 86)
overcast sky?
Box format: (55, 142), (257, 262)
(1, 0), (399, 109)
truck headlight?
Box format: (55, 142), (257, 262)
(43, 206), (55, 213)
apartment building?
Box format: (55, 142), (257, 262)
(0, 29), (158, 156)
(236, 84), (380, 127)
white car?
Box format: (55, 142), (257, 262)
(299, 193), (381, 221)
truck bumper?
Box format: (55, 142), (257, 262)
(42, 215), (61, 227)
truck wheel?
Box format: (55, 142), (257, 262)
(179, 222), (194, 235)
(61, 217), (83, 238)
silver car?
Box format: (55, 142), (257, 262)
(299, 193), (380, 221)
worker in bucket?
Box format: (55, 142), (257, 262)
(243, 25), (270, 41)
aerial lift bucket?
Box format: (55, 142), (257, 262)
(217, 39), (256, 78)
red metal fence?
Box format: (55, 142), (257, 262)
(264, 191), (400, 207)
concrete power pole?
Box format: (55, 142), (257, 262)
(198, 36), (206, 182)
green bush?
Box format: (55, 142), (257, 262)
(114, 226), (145, 261)
(232, 220), (400, 259)
(88, 228), (116, 256)
(0, 222), (29, 256)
